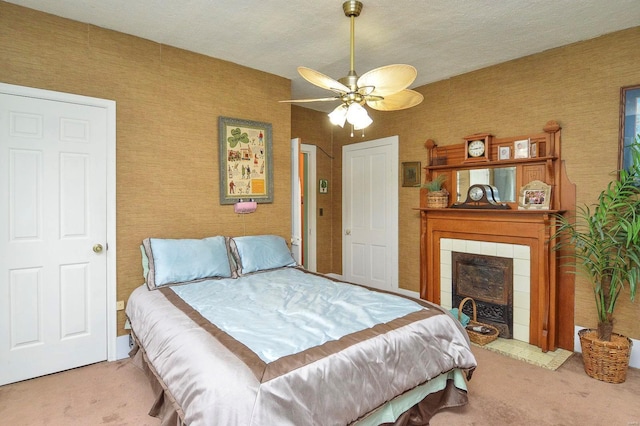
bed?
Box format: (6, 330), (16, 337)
(126, 235), (477, 425)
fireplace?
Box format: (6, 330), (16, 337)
(439, 238), (531, 344)
(418, 122), (576, 352)
(452, 251), (513, 338)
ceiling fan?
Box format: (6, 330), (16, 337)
(280, 0), (424, 132)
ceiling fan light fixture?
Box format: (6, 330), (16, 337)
(282, 1), (422, 133)
(353, 114), (372, 130)
(328, 104), (348, 127)
(346, 102), (372, 129)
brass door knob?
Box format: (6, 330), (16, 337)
(93, 244), (104, 253)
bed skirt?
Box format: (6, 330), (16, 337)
(130, 335), (469, 426)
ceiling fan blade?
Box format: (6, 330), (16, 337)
(298, 67), (350, 94)
(279, 97), (339, 103)
(357, 64), (417, 96)
(365, 89), (424, 111)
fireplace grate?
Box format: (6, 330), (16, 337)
(452, 252), (513, 338)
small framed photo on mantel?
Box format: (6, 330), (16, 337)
(498, 146), (511, 160)
(513, 139), (530, 159)
(518, 180), (552, 210)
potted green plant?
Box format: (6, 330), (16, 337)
(420, 174), (449, 208)
(552, 139), (640, 383)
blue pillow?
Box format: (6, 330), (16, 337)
(142, 236), (234, 289)
(230, 235), (297, 275)
(140, 245), (149, 278)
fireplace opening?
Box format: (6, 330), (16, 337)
(452, 252), (513, 338)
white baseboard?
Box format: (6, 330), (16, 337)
(392, 288), (421, 299)
(323, 273), (421, 300)
(324, 273), (343, 280)
(574, 325), (639, 369)
(116, 334), (132, 360)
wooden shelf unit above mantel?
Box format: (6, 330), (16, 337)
(422, 120), (567, 211)
(418, 121), (576, 352)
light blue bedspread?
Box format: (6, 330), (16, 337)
(170, 267), (424, 362)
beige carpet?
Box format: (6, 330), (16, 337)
(473, 338), (574, 370)
(1, 347), (639, 425)
(0, 359), (159, 426)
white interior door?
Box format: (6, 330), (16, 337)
(291, 138), (303, 264)
(0, 88), (112, 385)
(301, 144), (316, 272)
(291, 139), (317, 271)
(342, 136), (398, 291)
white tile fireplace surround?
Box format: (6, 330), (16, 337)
(440, 238), (531, 343)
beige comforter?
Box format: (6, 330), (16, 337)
(126, 269), (476, 425)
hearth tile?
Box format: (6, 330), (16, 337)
(480, 242), (497, 256)
(513, 307), (529, 326)
(496, 243), (514, 258)
(513, 258), (530, 276)
(513, 244), (530, 260)
(513, 290), (530, 310)
(513, 324), (529, 342)
(513, 274), (529, 292)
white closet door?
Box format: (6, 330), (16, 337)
(342, 136), (398, 291)
(0, 92), (108, 385)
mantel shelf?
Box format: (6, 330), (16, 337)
(415, 208), (563, 214)
(424, 155), (558, 171)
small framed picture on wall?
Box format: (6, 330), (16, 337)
(402, 162), (421, 187)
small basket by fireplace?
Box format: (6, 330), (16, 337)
(459, 297), (499, 345)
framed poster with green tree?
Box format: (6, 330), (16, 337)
(218, 116), (273, 204)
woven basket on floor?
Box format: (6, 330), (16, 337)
(578, 328), (632, 384)
(459, 297), (499, 346)
(426, 189), (449, 208)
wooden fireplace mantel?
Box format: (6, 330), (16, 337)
(418, 121), (576, 352)
(419, 208), (561, 351)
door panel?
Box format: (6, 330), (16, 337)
(0, 93), (108, 385)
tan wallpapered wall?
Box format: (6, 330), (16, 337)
(296, 27), (640, 339)
(0, 3), (292, 335)
(3, 1), (640, 340)
(290, 106), (336, 274)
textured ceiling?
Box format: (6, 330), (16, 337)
(7, 0), (640, 112)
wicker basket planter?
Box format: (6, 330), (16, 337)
(426, 189), (449, 208)
(578, 328), (632, 384)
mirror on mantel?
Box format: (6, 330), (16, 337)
(456, 167), (517, 202)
